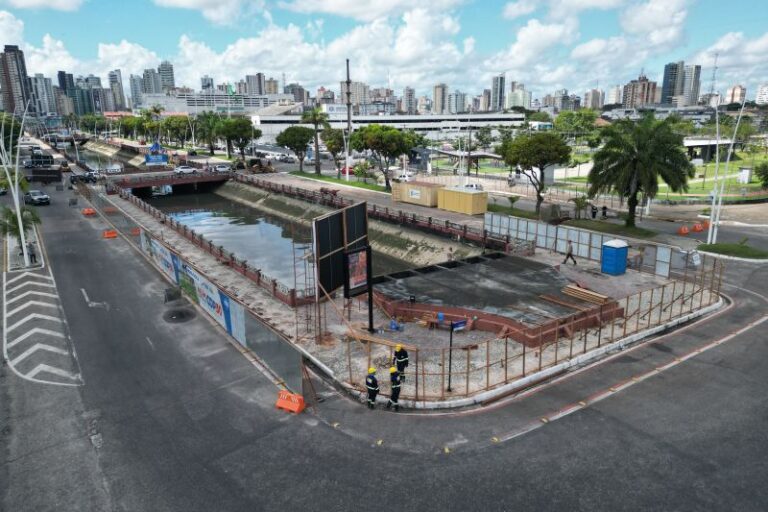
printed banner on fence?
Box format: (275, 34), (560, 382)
(180, 262), (246, 343)
(144, 233), (179, 284)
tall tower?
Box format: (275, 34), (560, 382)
(491, 73), (505, 112)
(432, 83), (448, 115)
(0, 45), (33, 114)
(157, 60), (175, 91)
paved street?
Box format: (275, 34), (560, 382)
(2, 182), (768, 511)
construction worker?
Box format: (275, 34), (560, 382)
(393, 344), (409, 381)
(365, 367), (379, 409)
(387, 367), (401, 411)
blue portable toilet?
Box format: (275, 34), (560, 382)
(601, 239), (628, 275)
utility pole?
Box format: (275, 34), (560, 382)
(345, 59), (352, 182)
(706, 54), (720, 245)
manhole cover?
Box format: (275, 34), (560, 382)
(163, 308), (195, 323)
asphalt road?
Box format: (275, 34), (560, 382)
(2, 184), (768, 511)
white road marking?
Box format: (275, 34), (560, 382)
(145, 337), (155, 350)
(6, 290), (59, 305)
(6, 300), (59, 317)
(6, 313), (65, 333)
(7, 328), (66, 349)
(80, 288), (90, 303)
(25, 364), (80, 381)
(80, 288), (110, 310)
(6, 272), (53, 285)
(6, 280), (56, 294)
(10, 343), (69, 365)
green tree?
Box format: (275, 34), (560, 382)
(554, 109), (598, 137)
(197, 111), (221, 156)
(0, 113), (23, 154)
(218, 117), (255, 159)
(588, 115), (694, 228)
(163, 116), (189, 146)
(350, 124), (410, 191)
(301, 107), (330, 175)
(276, 126), (315, 173)
(321, 127), (345, 177)
(0, 206), (40, 247)
(569, 196), (590, 220)
(501, 132), (571, 214)
(528, 111), (552, 123)
(475, 126), (495, 150)
(755, 162), (768, 189)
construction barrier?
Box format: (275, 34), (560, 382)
(129, 227), (141, 236)
(275, 390), (305, 414)
(692, 223), (704, 232)
(102, 229), (118, 239)
(677, 225), (690, 235)
(702, 220), (710, 229)
(82, 208), (96, 216)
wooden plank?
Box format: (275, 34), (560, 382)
(540, 294), (591, 311)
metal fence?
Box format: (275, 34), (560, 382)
(484, 212), (695, 279)
(337, 253), (723, 404)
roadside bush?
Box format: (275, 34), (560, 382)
(755, 162), (768, 189)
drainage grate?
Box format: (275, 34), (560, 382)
(163, 308), (196, 323)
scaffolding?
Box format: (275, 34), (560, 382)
(292, 231), (316, 342)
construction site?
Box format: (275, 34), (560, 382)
(79, 171), (724, 409)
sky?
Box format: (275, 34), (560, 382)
(1, 0), (767, 100)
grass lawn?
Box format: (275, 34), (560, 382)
(564, 219), (657, 239)
(291, 171), (387, 192)
(698, 243), (768, 259)
(487, 203), (540, 220)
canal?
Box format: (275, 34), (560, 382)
(147, 193), (412, 284)
(64, 147), (123, 172)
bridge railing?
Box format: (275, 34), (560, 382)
(117, 187), (311, 307)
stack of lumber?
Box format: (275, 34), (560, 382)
(562, 284), (611, 305)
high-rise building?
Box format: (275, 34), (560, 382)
(432, 83), (448, 115)
(403, 86), (416, 115)
(661, 61), (685, 105)
(129, 74), (144, 107)
(491, 73), (505, 112)
(236, 80), (248, 94)
(447, 90), (467, 114)
(158, 60), (175, 91)
(583, 88), (605, 110)
(53, 86), (74, 116)
(265, 77), (279, 95)
(479, 89), (491, 112)
(725, 85), (746, 104)
(340, 81), (371, 109)
(606, 85), (622, 105)
(108, 69), (126, 110)
(622, 74), (657, 108)
(755, 84), (768, 105)
(29, 74), (56, 115)
(57, 71), (75, 94)
(682, 64), (701, 107)
(142, 69), (163, 94)
(245, 73), (265, 95)
(506, 83), (532, 110)
(201, 75), (214, 93)
(0, 45), (33, 114)
(417, 95), (432, 115)
(284, 83), (307, 104)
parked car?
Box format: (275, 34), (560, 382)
(213, 164), (231, 173)
(395, 172), (414, 182)
(460, 182), (484, 191)
(278, 154), (296, 163)
(24, 190), (50, 205)
(174, 165), (196, 175)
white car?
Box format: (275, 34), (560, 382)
(213, 164), (231, 173)
(174, 165), (196, 175)
(461, 182), (484, 191)
(396, 173), (414, 182)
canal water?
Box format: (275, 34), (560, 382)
(64, 147), (123, 172)
(147, 193), (412, 284)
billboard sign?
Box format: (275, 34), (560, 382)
(145, 154), (169, 166)
(344, 246), (371, 298)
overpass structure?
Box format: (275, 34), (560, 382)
(111, 171), (233, 190)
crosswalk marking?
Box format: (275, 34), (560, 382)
(6, 291), (59, 305)
(6, 280), (56, 294)
(6, 313), (65, 333)
(6, 272), (53, 286)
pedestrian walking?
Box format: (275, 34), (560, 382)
(591, 204), (598, 219)
(563, 240), (577, 265)
(393, 344), (409, 381)
(365, 367), (379, 409)
(27, 242), (37, 264)
(387, 367), (401, 412)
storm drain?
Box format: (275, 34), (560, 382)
(163, 308), (196, 323)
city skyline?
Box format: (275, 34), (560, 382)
(0, 0), (766, 100)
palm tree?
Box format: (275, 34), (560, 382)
(588, 115), (693, 227)
(301, 108), (329, 175)
(569, 195), (590, 220)
(0, 206), (40, 247)
(197, 111), (221, 156)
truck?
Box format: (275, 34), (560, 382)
(25, 166), (63, 184)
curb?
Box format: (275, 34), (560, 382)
(696, 251), (768, 263)
(341, 297), (724, 410)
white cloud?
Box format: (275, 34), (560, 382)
(621, 0), (687, 48)
(0, 10), (24, 44)
(486, 18), (578, 70)
(278, 0), (464, 22)
(152, 0), (263, 25)
(1, 0), (82, 10)
(502, 0), (538, 20)
(691, 32), (768, 92)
